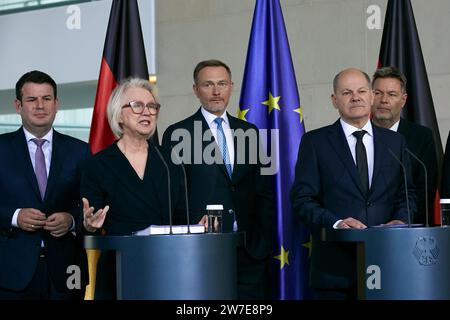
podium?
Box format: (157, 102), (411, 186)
(322, 226), (450, 299)
(84, 233), (244, 300)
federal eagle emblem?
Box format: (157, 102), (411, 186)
(413, 236), (439, 266)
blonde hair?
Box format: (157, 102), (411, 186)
(107, 77), (159, 138)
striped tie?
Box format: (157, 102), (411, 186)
(214, 118), (232, 177)
(32, 138), (47, 199)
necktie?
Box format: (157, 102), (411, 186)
(214, 118), (233, 177)
(352, 131), (369, 196)
(32, 138), (47, 199)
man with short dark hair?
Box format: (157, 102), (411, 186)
(371, 66), (438, 225)
(0, 70), (89, 299)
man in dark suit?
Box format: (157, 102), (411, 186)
(162, 59), (273, 299)
(371, 66), (438, 226)
(290, 68), (415, 299)
(0, 70), (89, 299)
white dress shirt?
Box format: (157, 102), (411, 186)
(11, 128), (75, 239)
(389, 120), (400, 132)
(333, 119), (375, 229)
(12, 128), (53, 227)
(201, 107), (235, 171)
(340, 119), (374, 187)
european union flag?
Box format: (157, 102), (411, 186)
(238, 0), (310, 299)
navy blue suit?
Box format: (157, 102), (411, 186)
(290, 120), (415, 291)
(162, 108), (273, 299)
(0, 128), (89, 294)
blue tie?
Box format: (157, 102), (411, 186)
(214, 117), (233, 177)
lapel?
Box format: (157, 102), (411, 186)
(100, 142), (159, 209)
(371, 124), (388, 192)
(327, 120), (366, 196)
(45, 130), (64, 201)
(397, 118), (408, 135)
(11, 128), (41, 200)
(228, 113), (244, 183)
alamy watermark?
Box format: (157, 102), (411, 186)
(366, 264), (381, 290)
(66, 5), (81, 30)
(66, 265), (81, 290)
(366, 5), (381, 30)
(168, 121), (279, 176)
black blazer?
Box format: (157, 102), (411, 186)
(162, 108), (273, 262)
(397, 119), (438, 225)
(80, 141), (186, 235)
(290, 120), (415, 289)
(0, 128), (90, 292)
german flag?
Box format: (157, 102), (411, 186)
(89, 0), (149, 154)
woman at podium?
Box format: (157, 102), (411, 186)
(80, 77), (186, 299)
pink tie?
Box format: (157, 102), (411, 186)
(32, 138), (47, 199)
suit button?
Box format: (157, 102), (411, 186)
(229, 209), (234, 215)
(366, 202), (371, 207)
(231, 186), (236, 192)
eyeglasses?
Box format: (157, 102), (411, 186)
(122, 101), (161, 115)
(199, 81), (231, 90)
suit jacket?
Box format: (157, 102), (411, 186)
(0, 128), (90, 292)
(442, 131), (450, 199)
(162, 108), (273, 296)
(290, 120), (415, 290)
(80, 141), (186, 235)
(397, 119), (438, 225)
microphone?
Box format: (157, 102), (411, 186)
(387, 148), (412, 227)
(404, 148), (429, 227)
(169, 146), (191, 234)
(153, 143), (173, 234)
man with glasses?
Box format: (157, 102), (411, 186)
(0, 70), (89, 299)
(162, 59), (274, 299)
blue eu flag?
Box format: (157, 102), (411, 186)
(238, 0), (310, 299)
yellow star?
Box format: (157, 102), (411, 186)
(262, 92), (281, 114)
(293, 106), (303, 123)
(302, 236), (312, 257)
(237, 107), (249, 121)
(274, 246), (290, 269)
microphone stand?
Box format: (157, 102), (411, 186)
(154, 144), (173, 234)
(169, 144), (191, 233)
(388, 149), (411, 227)
(405, 148), (429, 227)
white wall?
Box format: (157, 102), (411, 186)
(0, 0), (155, 113)
(0, 0), (449, 148)
(155, 0), (450, 148)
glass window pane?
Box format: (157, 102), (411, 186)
(0, 0), (97, 14)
